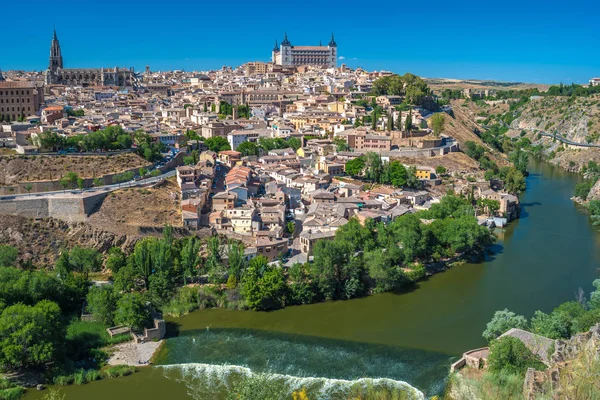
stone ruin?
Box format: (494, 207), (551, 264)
(523, 323), (600, 400)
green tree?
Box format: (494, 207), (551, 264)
(149, 270), (174, 306)
(435, 165), (447, 176)
(509, 149), (529, 174)
(131, 238), (154, 289)
(68, 246), (102, 279)
(0, 246), (18, 268)
(114, 292), (151, 332)
(488, 336), (545, 376)
(60, 171), (80, 190)
(364, 152), (383, 183)
(180, 237), (201, 285)
(388, 160), (408, 187)
(574, 181), (594, 200)
(345, 156), (365, 176)
(0, 300), (63, 369)
(287, 137), (302, 151)
(504, 168), (526, 195)
(396, 111), (403, 130)
(237, 142), (259, 157)
(431, 113), (445, 137)
(226, 241), (246, 283)
(286, 221), (295, 234)
(241, 257), (287, 311)
(483, 309), (528, 342)
(204, 136), (231, 152)
(86, 285), (117, 325)
(371, 111), (377, 130)
(105, 247), (126, 274)
(387, 114), (393, 131)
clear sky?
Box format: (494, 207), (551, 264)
(1, 0), (598, 84)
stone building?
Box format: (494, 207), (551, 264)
(272, 33), (337, 68)
(0, 81), (44, 121)
(44, 29), (136, 87)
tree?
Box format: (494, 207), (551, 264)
(287, 137), (302, 151)
(241, 257), (287, 311)
(387, 161), (408, 187)
(488, 336), (545, 376)
(504, 168), (526, 195)
(345, 156), (365, 176)
(237, 142), (259, 157)
(286, 221), (295, 235)
(396, 111), (403, 130)
(114, 292), (151, 332)
(371, 111), (377, 130)
(0, 300), (63, 369)
(68, 246), (102, 279)
(149, 270), (174, 306)
(509, 149), (529, 175)
(483, 309), (528, 342)
(86, 285), (117, 325)
(105, 247), (126, 274)
(431, 113), (445, 137)
(333, 137), (350, 152)
(0, 246), (18, 268)
(226, 241), (246, 283)
(204, 136), (231, 152)
(387, 114), (393, 131)
(364, 152), (383, 183)
(435, 165), (447, 176)
(405, 108), (413, 134)
(131, 238), (154, 289)
(180, 237), (201, 285)
(60, 171), (80, 190)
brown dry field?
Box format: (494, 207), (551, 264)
(0, 153), (150, 184)
(87, 178), (182, 232)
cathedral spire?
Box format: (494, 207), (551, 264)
(281, 32), (291, 47)
(49, 27), (63, 70)
(273, 39), (279, 51)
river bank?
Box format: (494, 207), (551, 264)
(107, 340), (164, 366)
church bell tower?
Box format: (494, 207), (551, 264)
(49, 28), (63, 71)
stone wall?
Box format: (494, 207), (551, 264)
(0, 192), (108, 223)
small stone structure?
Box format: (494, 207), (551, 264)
(106, 326), (131, 337)
(133, 318), (166, 343)
(450, 347), (489, 372)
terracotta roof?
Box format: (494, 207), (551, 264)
(0, 81), (39, 88)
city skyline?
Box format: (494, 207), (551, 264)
(1, 0), (599, 84)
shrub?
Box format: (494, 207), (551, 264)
(488, 336), (545, 375)
(53, 375), (74, 386)
(85, 369), (101, 382)
(102, 365), (136, 378)
(574, 181), (593, 200)
(73, 369), (87, 385)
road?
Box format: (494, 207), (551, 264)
(526, 128), (600, 148)
(1, 169), (176, 200)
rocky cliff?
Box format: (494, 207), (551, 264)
(523, 323), (600, 399)
(0, 215), (140, 266)
(507, 95), (600, 172)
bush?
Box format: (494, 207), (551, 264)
(53, 375), (74, 386)
(488, 336), (545, 375)
(102, 365), (136, 378)
(574, 181), (593, 200)
(0, 386), (26, 400)
(73, 369), (87, 385)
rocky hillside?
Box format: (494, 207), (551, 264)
(524, 323), (600, 399)
(0, 215), (140, 266)
(506, 95), (600, 172)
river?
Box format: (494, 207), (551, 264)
(25, 160), (600, 400)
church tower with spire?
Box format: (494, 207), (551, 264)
(49, 28), (63, 71)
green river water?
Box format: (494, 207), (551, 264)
(25, 160), (600, 399)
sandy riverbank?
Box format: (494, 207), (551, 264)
(107, 340), (163, 366)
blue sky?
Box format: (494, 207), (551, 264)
(1, 0), (599, 84)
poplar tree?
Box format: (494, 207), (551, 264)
(371, 111), (377, 130)
(387, 114), (393, 131)
(397, 111), (403, 130)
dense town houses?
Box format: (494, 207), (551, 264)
(0, 30), (520, 264)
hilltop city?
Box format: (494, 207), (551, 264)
(2, 25), (600, 400)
